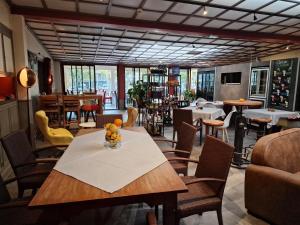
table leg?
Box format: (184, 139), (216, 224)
(232, 109), (248, 168)
(163, 193), (177, 225)
(205, 125), (209, 137)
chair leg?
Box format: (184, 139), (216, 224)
(18, 187), (24, 198)
(172, 130), (176, 148)
(217, 208), (223, 225)
(225, 129), (229, 143)
(222, 129), (225, 142)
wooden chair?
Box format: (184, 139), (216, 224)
(62, 95), (80, 127)
(1, 130), (62, 197)
(0, 174), (59, 225)
(168, 136), (234, 225)
(173, 109), (203, 146)
(96, 114), (123, 128)
(155, 122), (197, 176)
(123, 107), (138, 127)
(39, 95), (61, 127)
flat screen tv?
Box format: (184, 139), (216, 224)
(221, 72), (241, 84)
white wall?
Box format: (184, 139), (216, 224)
(215, 62), (251, 100)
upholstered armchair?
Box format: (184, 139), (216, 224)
(245, 128), (300, 225)
(35, 110), (74, 146)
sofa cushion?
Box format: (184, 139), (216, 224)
(252, 128), (300, 173)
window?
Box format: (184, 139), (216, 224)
(191, 68), (198, 91)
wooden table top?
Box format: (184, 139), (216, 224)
(223, 99), (262, 107)
(29, 127), (187, 208)
(203, 119), (224, 126)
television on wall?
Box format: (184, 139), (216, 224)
(221, 72), (241, 84)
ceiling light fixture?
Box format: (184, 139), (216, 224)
(286, 45), (290, 50)
(253, 12), (257, 21)
(203, 6), (208, 16)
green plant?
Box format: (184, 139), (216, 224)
(183, 89), (196, 102)
(127, 80), (147, 105)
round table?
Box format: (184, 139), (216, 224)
(224, 100), (262, 168)
(203, 119), (224, 137)
(79, 121), (96, 129)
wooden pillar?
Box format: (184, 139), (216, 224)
(117, 64), (125, 110)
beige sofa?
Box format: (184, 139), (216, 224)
(245, 128), (300, 225)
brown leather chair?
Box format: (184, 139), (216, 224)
(155, 122), (197, 175)
(173, 109), (203, 146)
(1, 130), (61, 197)
(0, 175), (59, 225)
(245, 128), (300, 225)
(96, 114), (123, 128)
(168, 136), (234, 225)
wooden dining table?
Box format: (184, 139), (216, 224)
(29, 127), (187, 225)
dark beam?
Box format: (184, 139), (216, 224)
(11, 6), (300, 44)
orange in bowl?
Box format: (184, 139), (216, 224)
(114, 119), (123, 127)
(239, 98), (245, 102)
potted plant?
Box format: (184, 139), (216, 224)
(183, 89), (196, 102)
(127, 80), (147, 108)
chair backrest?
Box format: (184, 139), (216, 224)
(63, 95), (80, 107)
(39, 95), (58, 108)
(173, 109), (193, 132)
(176, 122), (197, 158)
(223, 106), (237, 128)
(96, 114), (123, 128)
(124, 107), (138, 127)
(0, 175), (11, 204)
(1, 130), (36, 176)
(203, 102), (217, 108)
(35, 110), (50, 141)
(195, 136), (234, 197)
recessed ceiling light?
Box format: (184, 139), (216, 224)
(253, 12), (257, 21)
(286, 45), (290, 50)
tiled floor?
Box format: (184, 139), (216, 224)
(6, 110), (269, 225)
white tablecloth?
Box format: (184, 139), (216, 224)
(197, 101), (224, 108)
(183, 106), (226, 121)
(243, 109), (299, 125)
(54, 129), (167, 193)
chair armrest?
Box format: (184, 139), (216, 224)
(167, 157), (199, 164)
(35, 158), (58, 163)
(245, 164), (300, 220)
(153, 139), (177, 144)
(34, 145), (67, 157)
(162, 149), (190, 155)
(0, 199), (31, 209)
(184, 177), (226, 186)
(15, 159), (57, 168)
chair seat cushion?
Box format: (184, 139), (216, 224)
(48, 128), (74, 145)
(177, 176), (221, 218)
(82, 104), (100, 111)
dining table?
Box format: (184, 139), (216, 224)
(223, 100), (263, 168)
(29, 127), (187, 225)
(183, 106), (226, 121)
(243, 108), (299, 126)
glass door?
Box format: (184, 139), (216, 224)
(95, 65), (118, 110)
(197, 70), (215, 101)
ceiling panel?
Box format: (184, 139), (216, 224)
(45, 0), (76, 11)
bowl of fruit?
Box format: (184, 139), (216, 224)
(104, 119), (123, 149)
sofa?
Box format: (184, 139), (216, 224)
(245, 128), (300, 225)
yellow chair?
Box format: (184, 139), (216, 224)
(123, 107), (138, 127)
(35, 110), (74, 145)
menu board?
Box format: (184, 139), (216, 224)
(268, 58), (299, 111)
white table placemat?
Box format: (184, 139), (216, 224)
(54, 129), (167, 193)
(243, 109), (299, 125)
(183, 106), (225, 121)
